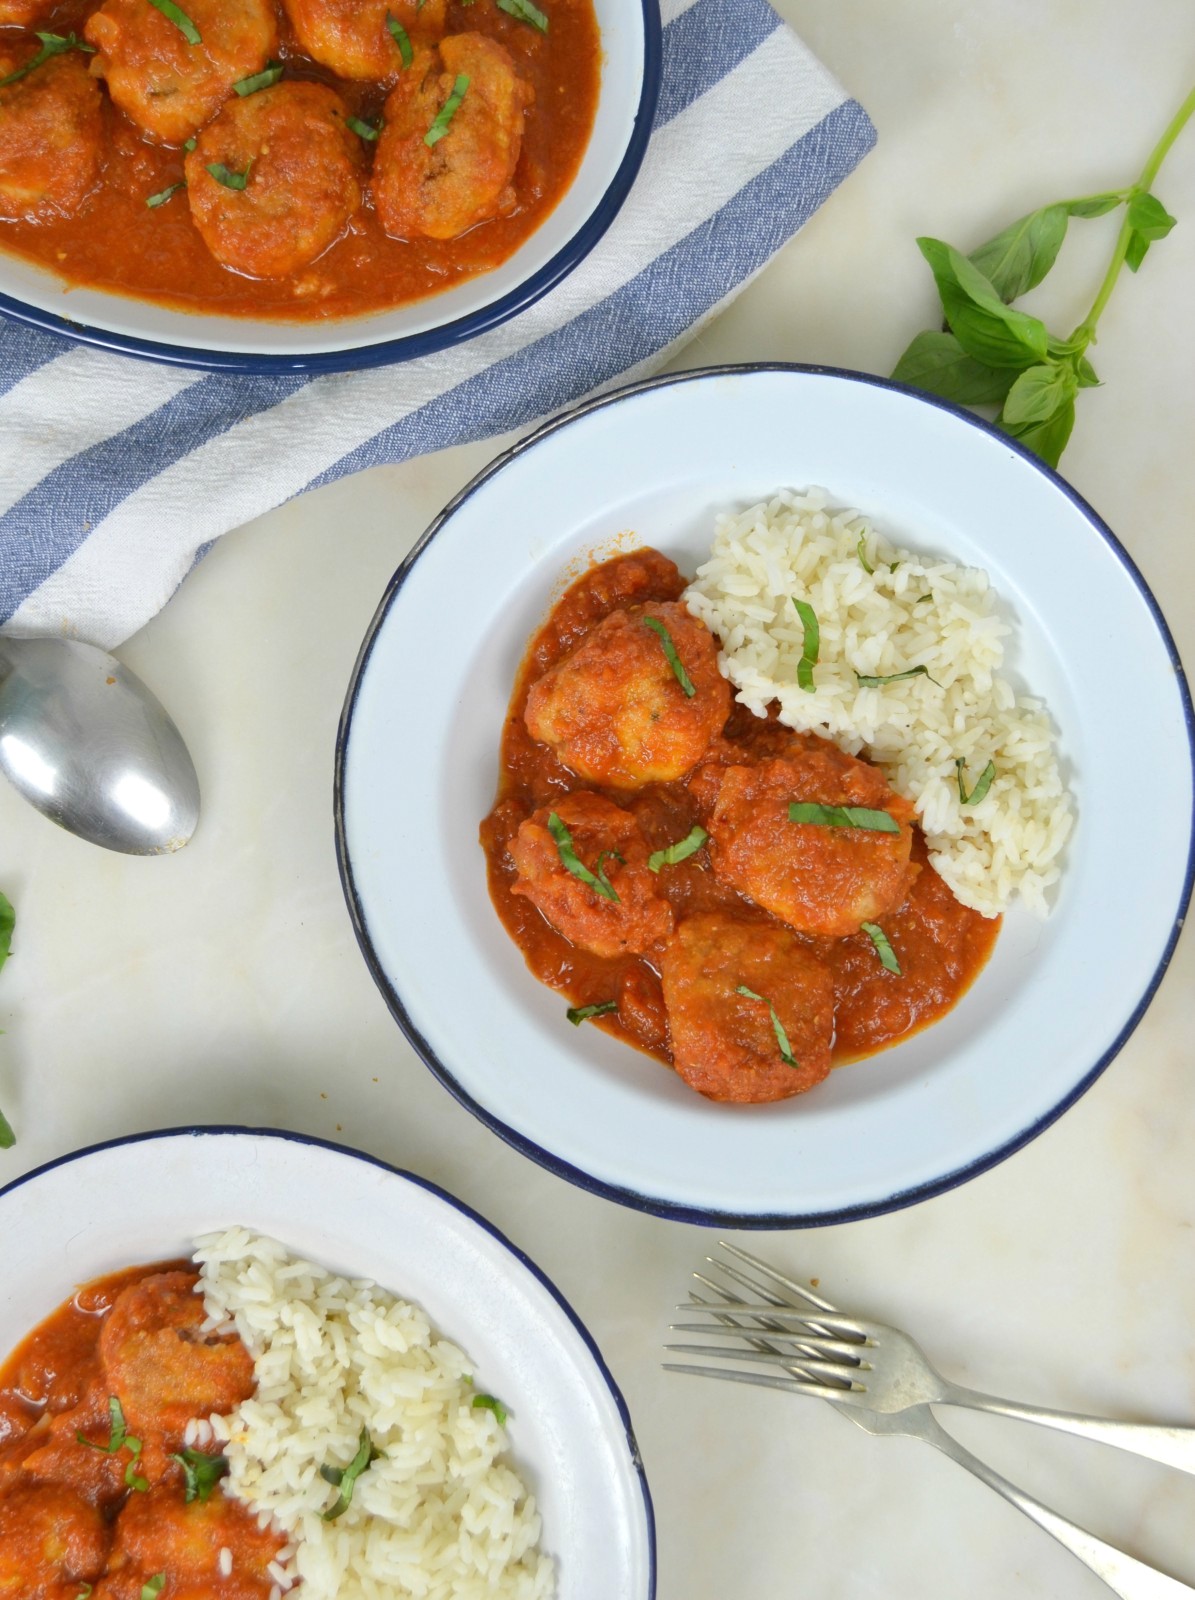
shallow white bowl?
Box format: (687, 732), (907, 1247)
(0, 0), (660, 372)
(0, 1127), (655, 1595)
(336, 364), (1195, 1226)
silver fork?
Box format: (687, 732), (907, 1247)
(664, 1244), (1195, 1600)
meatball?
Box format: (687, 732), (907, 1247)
(99, 1271), (255, 1443)
(0, 0), (54, 26)
(100, 1484), (281, 1593)
(185, 82), (362, 277)
(84, 0), (277, 146)
(703, 745), (918, 938)
(660, 914), (835, 1103)
(0, 52), (104, 223)
(282, 0), (446, 81)
(0, 1481), (110, 1597)
(373, 33), (532, 241)
(525, 603), (730, 790)
(510, 792), (674, 958)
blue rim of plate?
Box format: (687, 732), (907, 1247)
(0, 1123), (657, 1598)
(0, 3), (662, 375)
(334, 361), (1195, 1229)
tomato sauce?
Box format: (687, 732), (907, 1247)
(0, 0), (600, 319)
(480, 549), (1000, 1082)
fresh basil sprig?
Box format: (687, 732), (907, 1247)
(892, 86), (1195, 467)
(0, 892), (12, 1150)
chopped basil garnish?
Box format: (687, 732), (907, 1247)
(566, 999), (617, 1026)
(643, 616), (696, 697)
(320, 1426), (383, 1521)
(861, 921), (901, 975)
(736, 985), (798, 1068)
(648, 825), (708, 872)
(207, 160), (252, 190)
(594, 848), (624, 897)
(0, 892), (12, 1148)
(233, 60), (283, 95)
(857, 533), (874, 575)
(78, 1395), (130, 1454)
(183, 136), (197, 150)
(915, 593), (933, 603)
(855, 665), (942, 688)
(347, 114), (381, 141)
(496, 0), (548, 30)
(0, 31), (94, 88)
(77, 1587), (93, 1599)
(385, 12), (413, 66)
(0, 1108), (13, 1149)
(956, 757), (996, 806)
(148, 0), (201, 42)
(141, 1579), (165, 1600)
(146, 181), (186, 208)
(424, 73), (469, 147)
(791, 596), (819, 693)
(171, 1447), (229, 1503)
(472, 1393), (509, 1424)
(546, 812), (619, 902)
(788, 802), (901, 834)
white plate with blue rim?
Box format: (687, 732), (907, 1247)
(0, 1126), (655, 1595)
(335, 363), (1195, 1227)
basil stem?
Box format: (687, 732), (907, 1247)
(320, 1426), (383, 1521)
(956, 757), (996, 806)
(0, 31), (94, 89)
(647, 825), (707, 873)
(385, 12), (413, 67)
(567, 999), (617, 1026)
(791, 596), (819, 693)
(233, 61), (283, 95)
(146, 181), (186, 208)
(643, 616), (696, 697)
(207, 160), (252, 190)
(736, 986), (798, 1068)
(546, 812), (619, 902)
(424, 73), (469, 147)
(496, 0), (548, 30)
(148, 0), (201, 43)
(860, 921), (901, 975)
(788, 802), (900, 834)
(472, 1393), (509, 1424)
(855, 664), (942, 688)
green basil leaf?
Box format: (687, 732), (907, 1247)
(146, 180), (186, 208)
(385, 12), (413, 66)
(472, 1392), (510, 1424)
(546, 812), (619, 902)
(78, 1396), (129, 1454)
(321, 1427), (383, 1521)
(1001, 362), (1078, 428)
(890, 330), (1017, 407)
(566, 999), (618, 1026)
(170, 1448), (229, 1503)
(1063, 192), (1124, 219)
(0, 893), (13, 976)
(647, 825), (708, 873)
(955, 757), (996, 806)
(183, 136), (197, 150)
(735, 986), (798, 1068)
(642, 616), (696, 697)
(424, 72), (469, 147)
(0, 1109), (13, 1150)
(0, 31), (94, 88)
(856, 533), (874, 574)
(207, 160), (252, 190)
(791, 596), (819, 693)
(347, 114), (381, 141)
(593, 848), (624, 897)
(1124, 190), (1176, 273)
(787, 803), (900, 834)
(968, 203), (1069, 303)
(147, 0), (201, 43)
(860, 921), (902, 975)
(141, 1580), (165, 1600)
(496, 0), (548, 27)
(1075, 355), (1100, 388)
(917, 237), (1049, 368)
(854, 664), (941, 689)
(233, 61), (283, 95)
(1001, 396), (1075, 468)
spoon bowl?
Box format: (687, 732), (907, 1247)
(0, 637), (200, 854)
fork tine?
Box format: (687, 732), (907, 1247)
(679, 1305), (869, 1340)
(664, 1344), (867, 1383)
(715, 1242), (850, 1318)
(663, 1362), (856, 1402)
(684, 1291), (857, 1391)
(669, 1323), (866, 1361)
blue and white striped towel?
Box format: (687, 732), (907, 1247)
(0, 0), (873, 648)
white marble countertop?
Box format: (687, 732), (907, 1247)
(3, 3), (1195, 1596)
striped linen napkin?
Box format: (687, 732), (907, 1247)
(0, 0), (874, 649)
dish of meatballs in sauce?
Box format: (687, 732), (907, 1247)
(0, 0), (599, 316)
(481, 548), (1001, 1105)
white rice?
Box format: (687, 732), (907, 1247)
(194, 1228), (556, 1600)
(683, 488), (1073, 917)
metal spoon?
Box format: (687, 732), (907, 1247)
(0, 637), (200, 854)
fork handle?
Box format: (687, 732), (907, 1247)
(942, 1384), (1195, 1475)
(915, 1408), (1195, 1599)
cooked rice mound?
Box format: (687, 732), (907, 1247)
(194, 1228), (555, 1600)
(683, 489), (1073, 918)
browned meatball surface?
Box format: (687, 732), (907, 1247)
(703, 745), (918, 938)
(282, 0), (446, 80)
(98, 1271), (255, 1443)
(85, 0), (277, 145)
(98, 1484), (281, 1597)
(185, 81), (362, 277)
(525, 602), (730, 790)
(510, 792), (674, 958)
(661, 914), (835, 1102)
(0, 51), (104, 223)
(0, 1481), (110, 1598)
(0, 0), (55, 26)
(373, 32), (531, 241)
